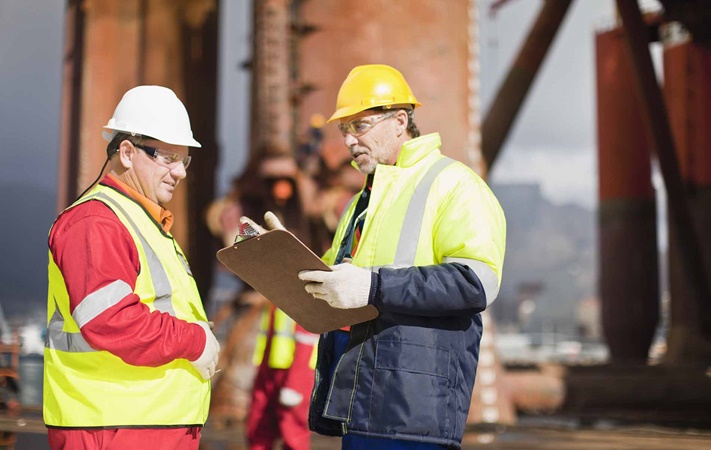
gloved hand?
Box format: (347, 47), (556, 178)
(190, 322), (221, 380)
(239, 211), (286, 235)
(279, 387), (303, 407)
(298, 263), (371, 309)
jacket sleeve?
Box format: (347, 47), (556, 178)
(372, 263), (487, 317)
(49, 201), (205, 366)
(370, 166), (506, 318)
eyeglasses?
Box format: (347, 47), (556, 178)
(338, 111), (397, 137)
(134, 143), (191, 170)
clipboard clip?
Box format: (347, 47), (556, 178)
(234, 222), (260, 244)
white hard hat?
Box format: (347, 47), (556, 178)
(102, 85), (201, 147)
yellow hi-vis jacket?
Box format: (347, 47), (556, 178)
(324, 132), (505, 289)
(310, 133), (506, 446)
(44, 184), (210, 428)
(253, 305), (317, 369)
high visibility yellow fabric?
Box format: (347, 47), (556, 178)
(44, 184), (210, 428)
(253, 306), (296, 369)
(323, 133), (505, 284)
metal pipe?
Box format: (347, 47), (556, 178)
(481, 0), (574, 169)
(57, 0), (85, 211)
(616, 0), (711, 335)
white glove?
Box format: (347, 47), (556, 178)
(264, 211), (285, 231)
(298, 263), (371, 309)
(190, 322), (221, 380)
(279, 387), (303, 407)
(239, 211), (286, 235)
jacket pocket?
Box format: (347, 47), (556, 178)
(369, 340), (451, 438)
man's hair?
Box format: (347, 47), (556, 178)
(106, 132), (147, 158)
(376, 107), (420, 138)
(404, 108), (420, 138)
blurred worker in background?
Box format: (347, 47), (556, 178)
(241, 163), (319, 450)
(246, 300), (318, 450)
(44, 85), (219, 450)
(296, 64), (507, 449)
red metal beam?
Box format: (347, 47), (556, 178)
(481, 0), (574, 169)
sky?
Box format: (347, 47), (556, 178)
(0, 0), (661, 314)
(479, 0), (615, 209)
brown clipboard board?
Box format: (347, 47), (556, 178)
(216, 229), (379, 334)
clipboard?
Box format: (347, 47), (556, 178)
(216, 229), (379, 334)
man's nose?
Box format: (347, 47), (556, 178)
(171, 161), (188, 179)
(344, 133), (358, 147)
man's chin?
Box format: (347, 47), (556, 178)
(157, 193), (173, 206)
(355, 162), (376, 175)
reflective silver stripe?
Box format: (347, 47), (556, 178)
(444, 257), (500, 306)
(176, 251), (193, 277)
(394, 158), (455, 266)
(295, 331), (319, 345)
(46, 300), (96, 352)
(273, 330), (295, 338)
(73, 280), (132, 328)
(92, 192), (176, 316)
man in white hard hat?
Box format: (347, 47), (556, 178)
(44, 86), (219, 450)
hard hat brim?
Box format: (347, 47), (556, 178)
(327, 101), (422, 123)
(102, 127), (202, 148)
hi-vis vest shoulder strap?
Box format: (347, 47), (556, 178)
(44, 183), (210, 428)
(253, 305), (317, 370)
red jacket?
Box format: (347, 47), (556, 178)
(48, 175), (205, 366)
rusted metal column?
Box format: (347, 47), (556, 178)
(296, 0), (474, 171)
(74, 0), (142, 199)
(242, 0), (314, 246)
(252, 0), (293, 158)
(242, 0), (293, 212)
(662, 30), (711, 363)
(57, 0), (85, 211)
(181, 0), (220, 300)
(596, 28), (659, 362)
(616, 0), (711, 357)
(481, 0), (574, 169)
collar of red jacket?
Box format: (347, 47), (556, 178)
(103, 174), (174, 232)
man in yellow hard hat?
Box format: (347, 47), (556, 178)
(298, 64), (507, 449)
(44, 86), (219, 450)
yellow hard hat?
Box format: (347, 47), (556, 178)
(327, 64), (422, 123)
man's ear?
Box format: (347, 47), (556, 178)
(394, 109), (409, 136)
(117, 140), (135, 170)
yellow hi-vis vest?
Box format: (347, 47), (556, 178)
(323, 133), (505, 301)
(253, 305), (317, 369)
(44, 184), (210, 428)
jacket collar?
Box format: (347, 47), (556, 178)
(395, 132), (442, 168)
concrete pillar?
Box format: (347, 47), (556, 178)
(596, 28), (659, 361)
